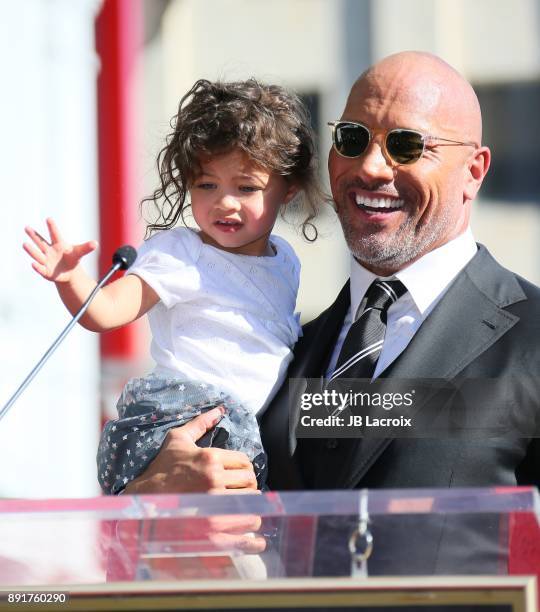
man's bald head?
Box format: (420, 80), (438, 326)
(348, 51), (483, 144)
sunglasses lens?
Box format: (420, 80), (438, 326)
(386, 130), (425, 164)
(333, 123), (370, 157)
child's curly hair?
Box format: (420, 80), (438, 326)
(142, 78), (324, 240)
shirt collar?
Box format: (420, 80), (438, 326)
(349, 227), (478, 320)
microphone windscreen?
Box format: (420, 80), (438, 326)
(112, 245), (137, 270)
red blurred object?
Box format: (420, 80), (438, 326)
(508, 511), (540, 606)
(95, 0), (143, 360)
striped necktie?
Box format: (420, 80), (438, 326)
(329, 279), (407, 382)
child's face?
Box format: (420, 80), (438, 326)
(190, 149), (297, 256)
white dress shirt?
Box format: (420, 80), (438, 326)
(326, 228), (478, 379)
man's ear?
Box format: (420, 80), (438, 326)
(283, 184), (299, 205)
(464, 146), (491, 202)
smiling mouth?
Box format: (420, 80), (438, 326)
(354, 194), (405, 212)
(215, 219), (243, 231)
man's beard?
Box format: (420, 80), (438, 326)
(337, 202), (454, 272)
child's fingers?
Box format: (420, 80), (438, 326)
(33, 230), (50, 245)
(46, 217), (63, 244)
(22, 241), (47, 265)
(24, 226), (50, 254)
(31, 261), (50, 278)
(73, 240), (98, 259)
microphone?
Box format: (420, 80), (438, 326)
(0, 245), (138, 422)
(112, 245), (137, 271)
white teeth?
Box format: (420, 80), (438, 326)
(355, 195), (404, 209)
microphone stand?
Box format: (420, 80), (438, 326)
(0, 246), (136, 422)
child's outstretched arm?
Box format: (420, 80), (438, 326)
(23, 218), (158, 332)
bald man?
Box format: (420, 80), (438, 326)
(120, 52), (540, 494)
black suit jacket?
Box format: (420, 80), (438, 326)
(261, 245), (540, 490)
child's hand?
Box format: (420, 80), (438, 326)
(23, 218), (98, 283)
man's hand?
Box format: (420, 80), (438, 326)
(124, 407), (258, 494)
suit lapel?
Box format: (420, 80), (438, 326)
(336, 246), (527, 488)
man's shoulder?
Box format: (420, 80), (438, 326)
(302, 306), (333, 337)
(466, 244), (540, 306)
(507, 274), (540, 329)
(514, 273), (540, 300)
(460, 246), (540, 348)
(290, 284), (350, 371)
(301, 281), (350, 337)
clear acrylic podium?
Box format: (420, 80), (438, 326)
(0, 487), (538, 610)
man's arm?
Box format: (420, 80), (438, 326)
(124, 407), (258, 494)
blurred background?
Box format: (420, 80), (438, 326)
(1, 0), (539, 499)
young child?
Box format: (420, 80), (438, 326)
(23, 78), (323, 493)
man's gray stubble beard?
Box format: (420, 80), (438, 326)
(337, 202), (454, 271)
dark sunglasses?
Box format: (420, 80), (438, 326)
(328, 120), (478, 165)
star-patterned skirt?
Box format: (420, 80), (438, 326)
(97, 374), (267, 494)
